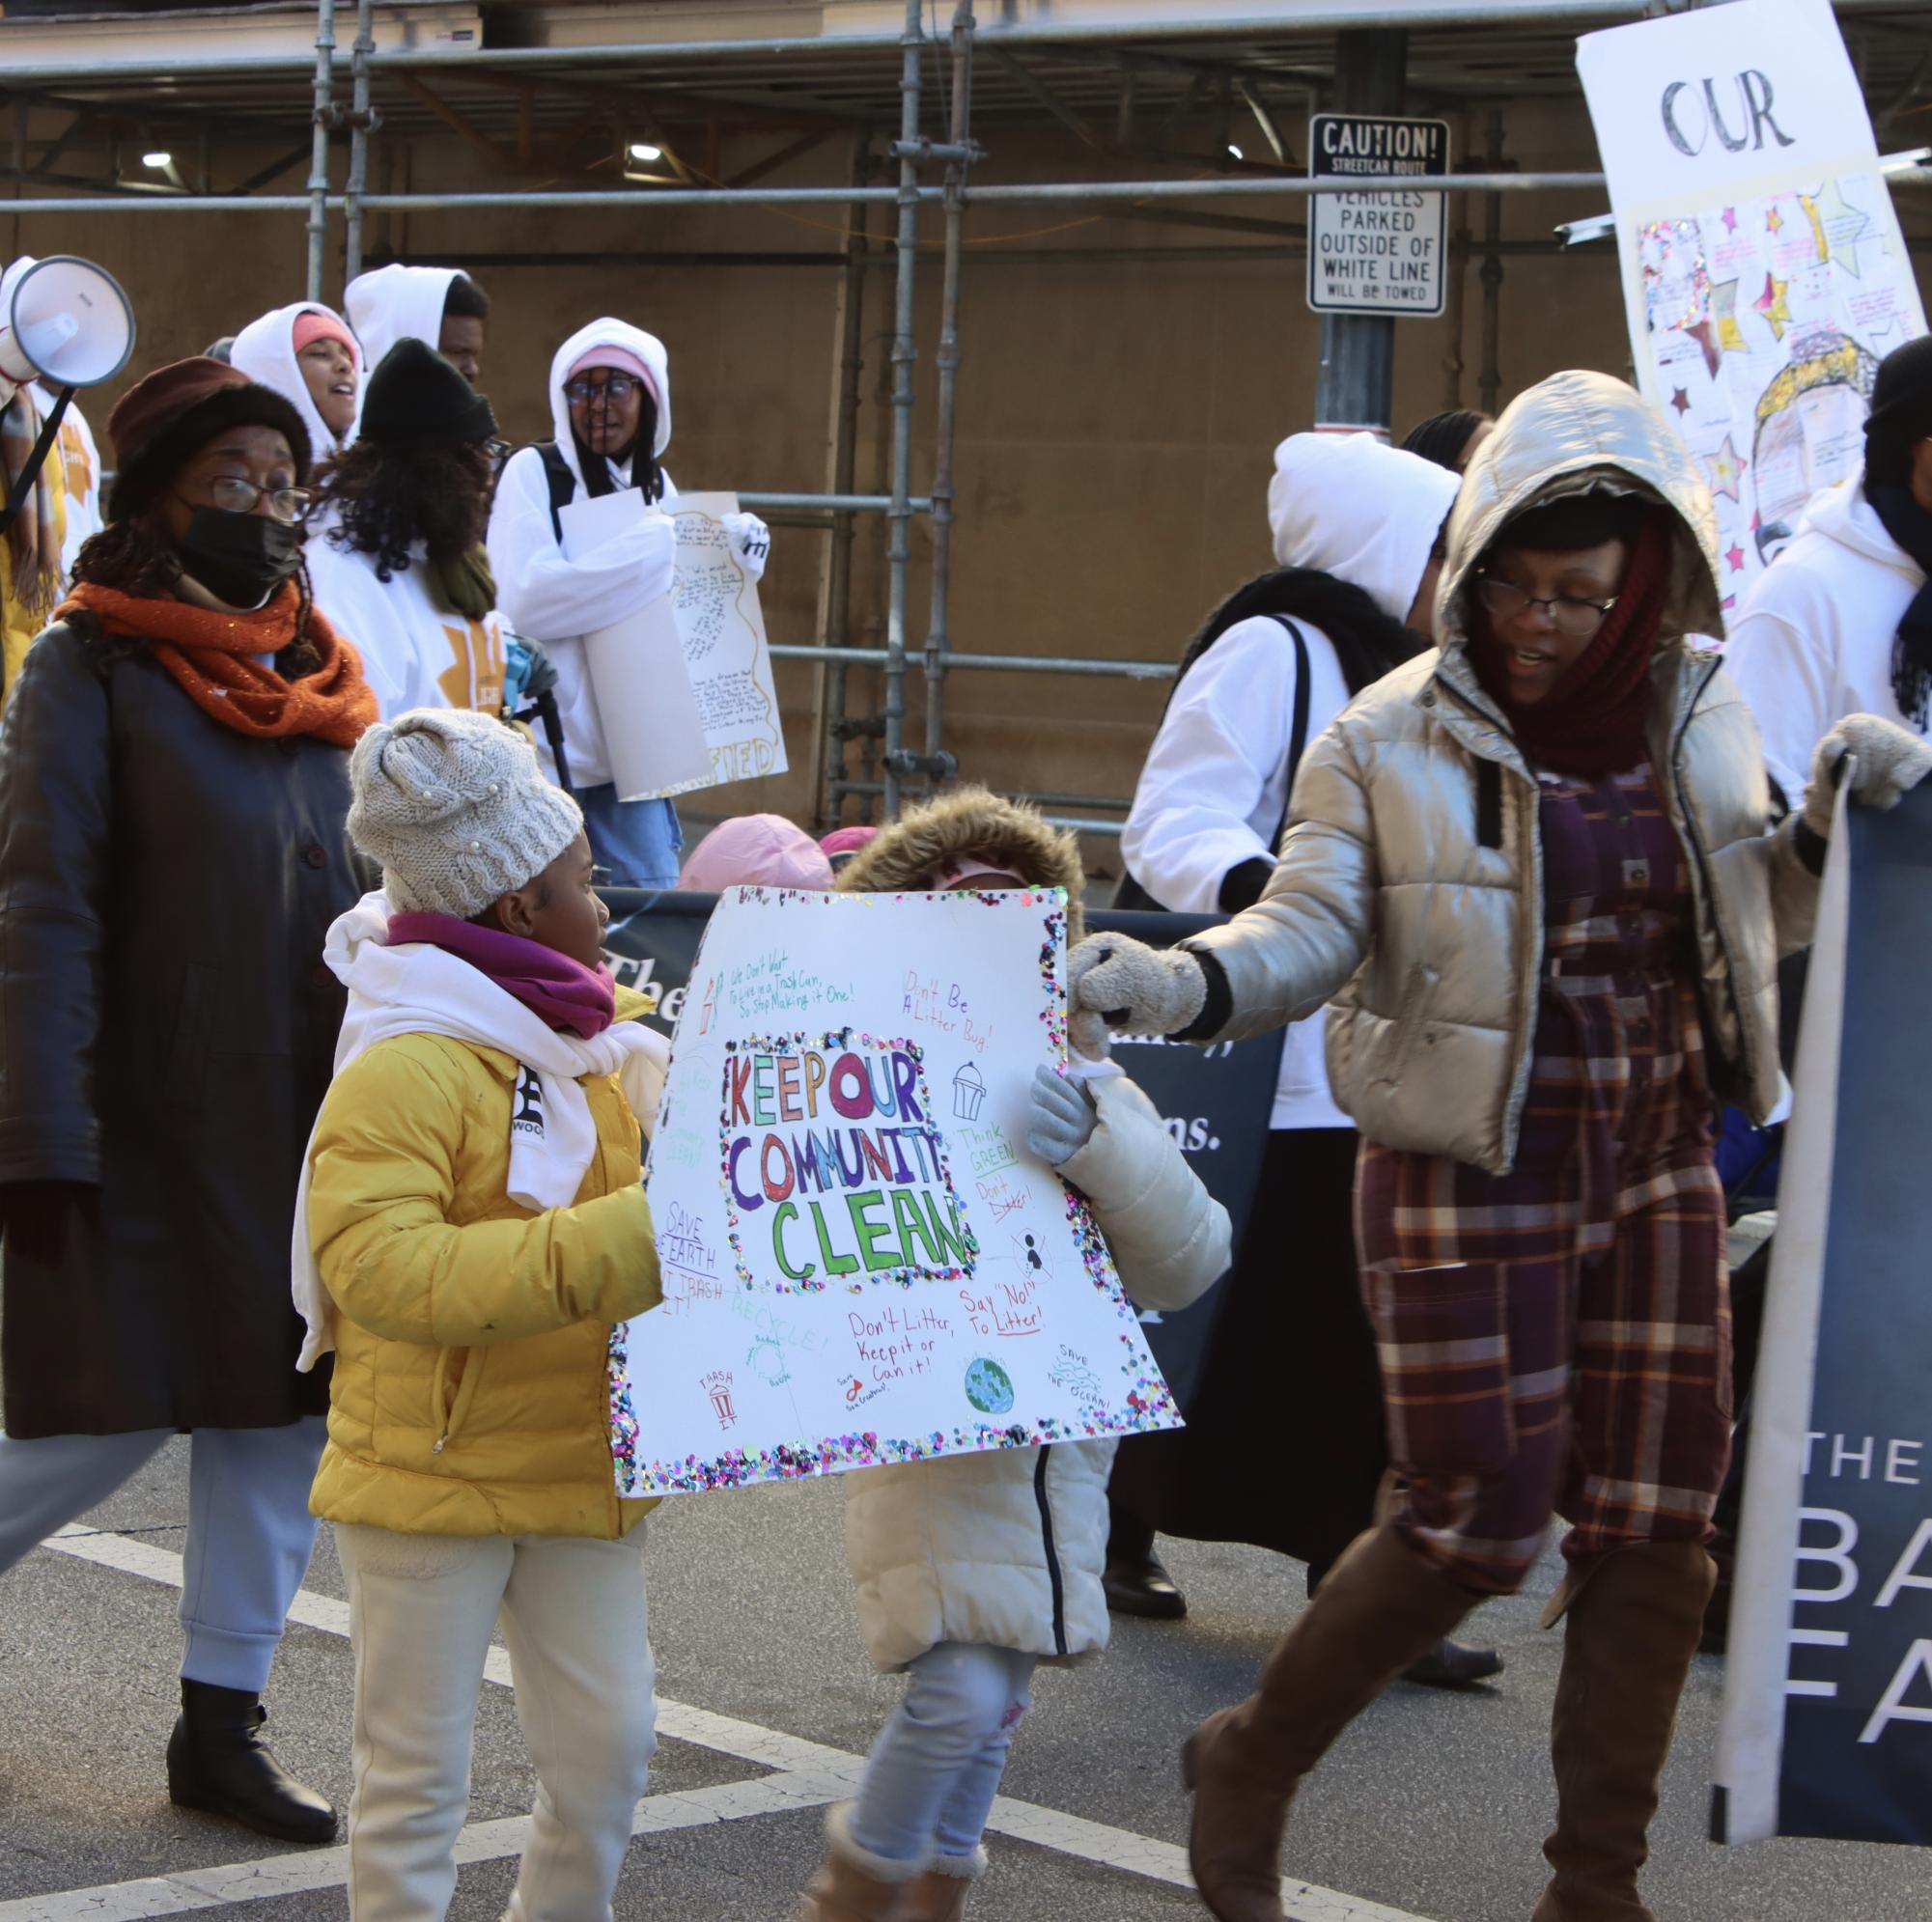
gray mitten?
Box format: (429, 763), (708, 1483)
(1804, 713), (1932, 837)
(1068, 933), (1208, 1042)
(1026, 1064), (1098, 1168)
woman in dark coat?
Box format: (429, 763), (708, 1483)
(0, 357), (376, 1842)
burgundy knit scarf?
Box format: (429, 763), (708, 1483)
(1470, 509), (1674, 780)
(386, 911), (617, 1040)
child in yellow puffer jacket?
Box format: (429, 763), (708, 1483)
(297, 707), (666, 1922)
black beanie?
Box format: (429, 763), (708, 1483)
(1864, 335), (1932, 490)
(359, 337), (498, 448)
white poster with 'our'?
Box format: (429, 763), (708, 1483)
(1577, 0), (1925, 611)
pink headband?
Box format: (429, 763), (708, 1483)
(292, 311), (358, 365)
(566, 346), (660, 410)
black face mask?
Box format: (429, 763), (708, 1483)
(174, 509), (302, 609)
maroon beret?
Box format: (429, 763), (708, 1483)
(105, 355), (312, 521)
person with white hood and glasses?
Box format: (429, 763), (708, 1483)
(488, 318), (770, 888)
(229, 301), (362, 466)
(1106, 432), (1501, 1692)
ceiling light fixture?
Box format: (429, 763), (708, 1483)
(143, 150), (174, 169)
(628, 142), (663, 163)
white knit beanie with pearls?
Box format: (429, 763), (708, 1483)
(348, 707), (585, 920)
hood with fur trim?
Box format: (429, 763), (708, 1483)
(834, 787), (1086, 943)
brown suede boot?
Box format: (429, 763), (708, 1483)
(1181, 1523), (1479, 1922)
(1531, 1540), (1718, 1922)
(898, 1844), (985, 1921)
(791, 1804), (919, 1922)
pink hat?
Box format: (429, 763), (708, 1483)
(819, 825), (878, 859)
(679, 815), (834, 892)
(292, 310), (359, 365)
(566, 345), (660, 410)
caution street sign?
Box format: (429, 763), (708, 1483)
(1306, 113), (1449, 319)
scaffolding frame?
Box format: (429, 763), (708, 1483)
(4, 0), (1928, 832)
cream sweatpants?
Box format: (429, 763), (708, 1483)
(334, 1522), (657, 1922)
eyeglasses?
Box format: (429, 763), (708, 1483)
(564, 375), (642, 404)
(1475, 572), (1617, 638)
(203, 476), (313, 524)
(483, 438), (512, 464)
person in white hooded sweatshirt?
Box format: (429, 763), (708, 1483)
(1727, 335), (1932, 807)
(344, 265), (490, 389)
(1106, 432), (1500, 1689)
(0, 258), (104, 579)
(230, 301), (362, 467)
(488, 317), (770, 887)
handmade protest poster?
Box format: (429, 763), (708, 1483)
(1713, 781), (1932, 1847)
(558, 488), (788, 801)
(607, 887), (1183, 1497)
(1578, 0), (1925, 611)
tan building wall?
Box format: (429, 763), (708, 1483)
(11, 97), (1927, 877)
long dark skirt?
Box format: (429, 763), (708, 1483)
(1107, 1126), (1387, 1575)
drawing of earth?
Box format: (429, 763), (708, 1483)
(964, 1357), (1015, 1415)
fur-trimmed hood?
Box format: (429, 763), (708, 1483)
(833, 787), (1086, 942)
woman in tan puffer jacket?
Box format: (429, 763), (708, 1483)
(795, 790), (1232, 1922)
(1073, 370), (1932, 1922)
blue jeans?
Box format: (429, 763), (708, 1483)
(575, 784), (684, 891)
(847, 1641), (1038, 1866)
(0, 1419), (326, 1691)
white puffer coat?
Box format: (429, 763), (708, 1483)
(843, 1071), (1232, 1672)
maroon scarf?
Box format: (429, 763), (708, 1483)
(386, 911), (616, 1040)
(1470, 509), (1675, 779)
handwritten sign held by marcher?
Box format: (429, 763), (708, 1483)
(608, 887), (1182, 1496)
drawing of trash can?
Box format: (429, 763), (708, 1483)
(952, 1060), (987, 1123)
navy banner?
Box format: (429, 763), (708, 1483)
(1715, 783), (1932, 1845)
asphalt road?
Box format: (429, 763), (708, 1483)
(0, 1436), (1923, 1922)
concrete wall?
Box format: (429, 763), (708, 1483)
(11, 95), (1928, 875)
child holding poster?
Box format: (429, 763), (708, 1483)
(791, 790), (1232, 1922)
(294, 709), (669, 1922)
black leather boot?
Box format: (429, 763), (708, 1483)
(167, 1680), (338, 1844)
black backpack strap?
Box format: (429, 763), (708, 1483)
(535, 440), (575, 543)
(1265, 614), (1313, 857)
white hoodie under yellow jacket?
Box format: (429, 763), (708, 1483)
(1725, 466), (1927, 807)
(1121, 433), (1459, 1130)
(230, 300), (360, 464)
(486, 319), (681, 792)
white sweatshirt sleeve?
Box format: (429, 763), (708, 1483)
(1121, 618), (1297, 915)
(1724, 590), (1839, 814)
(487, 446), (678, 644)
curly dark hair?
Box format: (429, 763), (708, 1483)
(70, 515), (322, 676)
(311, 439), (493, 583)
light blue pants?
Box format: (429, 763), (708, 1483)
(574, 784), (684, 891)
(0, 1419), (326, 1693)
(847, 1641), (1038, 1866)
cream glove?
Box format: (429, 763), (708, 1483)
(1026, 1064), (1099, 1167)
(1068, 933), (1208, 1055)
(721, 511), (770, 581)
(1803, 713), (1932, 838)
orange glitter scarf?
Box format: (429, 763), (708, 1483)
(58, 579), (377, 749)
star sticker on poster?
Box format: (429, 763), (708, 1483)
(1671, 386), (1692, 416)
(1765, 204), (1784, 236)
(1725, 542), (1747, 573)
(1704, 435), (1746, 503)
(1721, 206), (1739, 235)
(1754, 272), (1794, 341)
(1812, 179), (1874, 278)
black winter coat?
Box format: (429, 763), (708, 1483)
(0, 620), (363, 1435)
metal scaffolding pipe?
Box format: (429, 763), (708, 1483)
(305, 0), (337, 301)
(922, 1), (975, 787)
(880, 0), (923, 822)
(770, 643), (1178, 681)
(820, 134), (875, 831)
(343, 0), (377, 283)
(739, 491), (930, 513)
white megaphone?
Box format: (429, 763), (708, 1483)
(0, 255), (135, 533)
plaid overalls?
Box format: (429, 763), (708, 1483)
(1355, 764), (1731, 1596)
